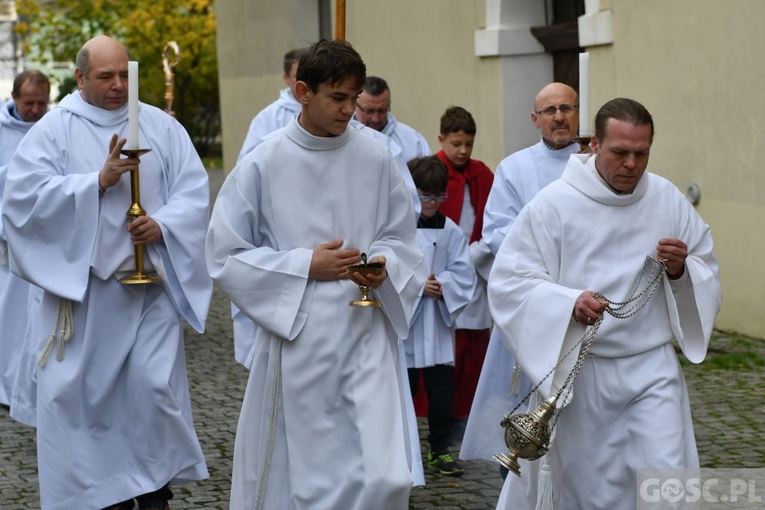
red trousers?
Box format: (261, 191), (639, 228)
(413, 328), (490, 420)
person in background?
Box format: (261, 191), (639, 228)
(428, 106), (493, 428)
(402, 156), (476, 477)
(237, 47), (308, 163)
(0, 69), (50, 413)
(354, 75), (430, 162)
(460, 83), (582, 474)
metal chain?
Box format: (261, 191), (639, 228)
(501, 256), (667, 430)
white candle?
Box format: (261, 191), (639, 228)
(127, 61), (139, 149)
(578, 52), (590, 137)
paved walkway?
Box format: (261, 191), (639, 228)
(2, 169), (764, 509)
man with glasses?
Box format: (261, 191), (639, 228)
(460, 82), (582, 472)
(354, 76), (430, 163)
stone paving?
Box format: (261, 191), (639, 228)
(2, 169), (764, 509)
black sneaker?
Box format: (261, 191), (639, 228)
(428, 449), (463, 476)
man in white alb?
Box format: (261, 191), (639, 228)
(490, 97), (721, 510)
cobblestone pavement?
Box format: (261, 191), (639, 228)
(2, 170), (764, 509)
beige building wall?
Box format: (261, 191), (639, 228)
(345, 0), (503, 170)
(217, 0), (763, 336)
(582, 0), (764, 336)
(216, 0), (322, 172)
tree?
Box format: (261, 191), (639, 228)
(14, 0), (220, 156)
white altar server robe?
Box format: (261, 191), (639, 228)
(490, 154), (721, 510)
(403, 217), (476, 368)
(207, 117), (426, 510)
(3, 91), (212, 510)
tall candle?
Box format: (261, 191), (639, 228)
(578, 52), (590, 137)
(127, 61), (139, 149)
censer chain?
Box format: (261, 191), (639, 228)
(501, 256), (667, 428)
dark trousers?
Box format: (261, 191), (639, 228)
(408, 364), (454, 453)
(104, 484), (173, 510)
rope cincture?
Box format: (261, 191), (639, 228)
(38, 298), (74, 367)
(255, 337), (283, 510)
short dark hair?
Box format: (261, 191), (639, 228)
(594, 97), (654, 143)
(12, 70), (50, 98)
(440, 106), (476, 136)
(363, 76), (389, 96)
(408, 156), (448, 194)
(283, 47), (308, 75)
(296, 39), (366, 93)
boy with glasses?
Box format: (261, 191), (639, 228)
(403, 156), (476, 477)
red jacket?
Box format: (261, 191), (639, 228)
(434, 150), (494, 244)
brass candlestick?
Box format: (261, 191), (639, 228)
(120, 148), (161, 285)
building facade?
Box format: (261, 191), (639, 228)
(216, 0), (765, 337)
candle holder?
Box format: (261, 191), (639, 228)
(119, 148), (161, 285)
(348, 253), (383, 307)
(569, 136), (592, 153)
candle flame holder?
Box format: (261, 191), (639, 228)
(119, 148), (161, 285)
(569, 136), (592, 153)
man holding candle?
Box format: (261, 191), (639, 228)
(460, 82), (582, 470)
(2, 35), (211, 510)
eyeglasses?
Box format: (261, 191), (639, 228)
(356, 105), (389, 116)
(418, 194), (448, 203)
(535, 104), (579, 117)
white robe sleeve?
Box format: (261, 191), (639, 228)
(434, 223), (477, 327)
(488, 205), (585, 399)
(205, 166), (314, 340)
(3, 118), (99, 302)
(663, 199), (721, 363)
(145, 122), (213, 333)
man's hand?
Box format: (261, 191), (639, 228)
(99, 134), (139, 191)
(348, 255), (387, 289)
(423, 273), (442, 300)
(128, 216), (162, 245)
(309, 240), (362, 280)
(572, 291), (608, 325)
(656, 238), (687, 279)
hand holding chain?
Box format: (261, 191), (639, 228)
(494, 255), (667, 476)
